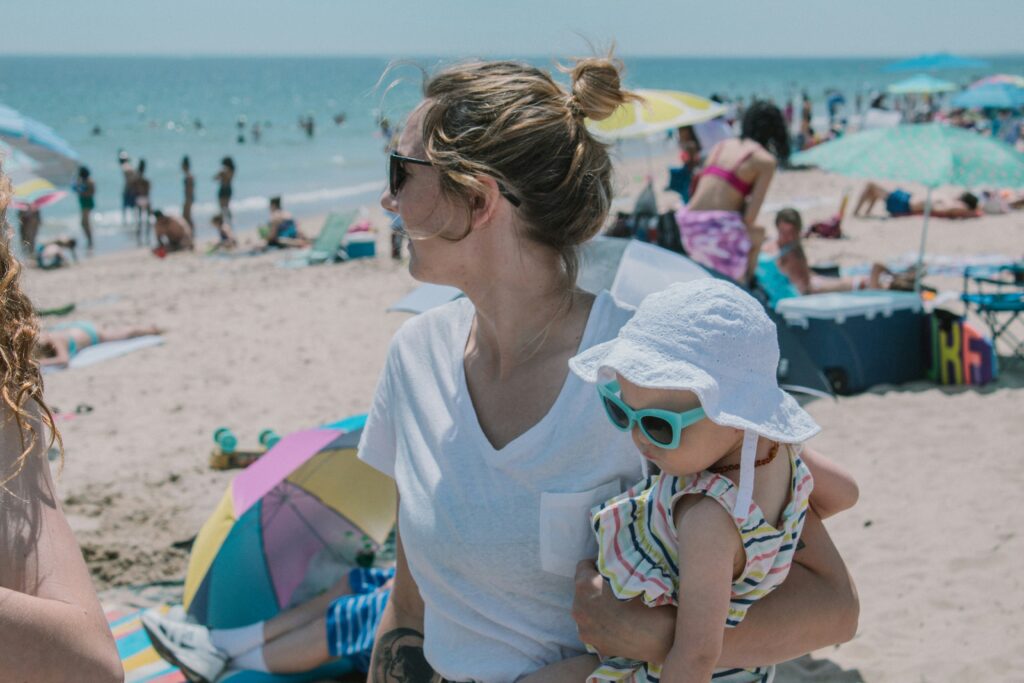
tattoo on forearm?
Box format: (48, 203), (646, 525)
(370, 627), (440, 683)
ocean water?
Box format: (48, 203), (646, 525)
(2, 54), (1023, 252)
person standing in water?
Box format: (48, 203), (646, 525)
(134, 159), (152, 246)
(215, 157), (235, 228)
(72, 166), (95, 251)
(119, 150), (137, 226)
(182, 156), (195, 231)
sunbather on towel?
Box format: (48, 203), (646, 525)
(142, 566), (395, 681)
(36, 322), (161, 368)
(853, 181), (980, 219)
(265, 196), (311, 248)
(0, 183), (121, 681)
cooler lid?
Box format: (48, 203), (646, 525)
(776, 290), (922, 324)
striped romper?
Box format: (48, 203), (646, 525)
(587, 445), (813, 683)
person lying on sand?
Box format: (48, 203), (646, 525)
(153, 210), (193, 252)
(35, 322), (162, 368)
(264, 196), (311, 248)
(34, 237), (78, 270)
(143, 566), (394, 681)
(853, 181), (980, 219)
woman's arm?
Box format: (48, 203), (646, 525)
(742, 156), (776, 230)
(368, 499), (439, 683)
(800, 446), (859, 519)
(573, 509), (858, 666)
(0, 409), (122, 681)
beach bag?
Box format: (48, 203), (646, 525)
(927, 309), (998, 386)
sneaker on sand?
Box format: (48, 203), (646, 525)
(141, 609), (228, 683)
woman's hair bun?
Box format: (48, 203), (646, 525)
(567, 56), (635, 121)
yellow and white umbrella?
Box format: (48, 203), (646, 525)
(587, 89), (726, 140)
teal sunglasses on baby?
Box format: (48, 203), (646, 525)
(597, 381), (706, 449)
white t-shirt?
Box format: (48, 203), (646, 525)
(359, 290), (642, 683)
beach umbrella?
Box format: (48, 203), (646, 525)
(883, 53), (991, 73)
(951, 83), (1024, 110)
(10, 176), (68, 211)
(586, 89), (726, 140)
(970, 74), (1024, 89)
(886, 74), (958, 95)
(184, 418), (396, 632)
(791, 123), (1024, 289)
(0, 104), (79, 186)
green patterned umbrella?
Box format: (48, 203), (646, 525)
(791, 124), (1024, 289)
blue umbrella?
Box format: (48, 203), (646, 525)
(0, 104), (79, 185)
(951, 83), (1024, 110)
(883, 53), (991, 73)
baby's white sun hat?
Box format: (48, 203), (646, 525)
(570, 279), (820, 516)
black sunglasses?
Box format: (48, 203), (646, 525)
(388, 152), (521, 207)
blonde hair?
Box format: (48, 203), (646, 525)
(0, 167), (62, 490)
(420, 53), (636, 288)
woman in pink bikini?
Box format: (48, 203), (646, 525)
(676, 101), (789, 284)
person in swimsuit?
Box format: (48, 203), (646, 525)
(264, 196), (309, 248)
(72, 166), (95, 250)
(675, 101), (789, 284)
(16, 207), (40, 256)
(134, 159), (152, 245)
(216, 157), (235, 227)
(119, 150), (137, 226)
(35, 321), (161, 368)
(34, 237), (77, 270)
(153, 210), (193, 252)
(853, 181), (980, 219)
(182, 156), (195, 231)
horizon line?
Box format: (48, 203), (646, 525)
(2, 51), (1023, 61)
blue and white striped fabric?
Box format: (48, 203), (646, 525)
(325, 566), (395, 671)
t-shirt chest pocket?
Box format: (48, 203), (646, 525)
(538, 479), (622, 578)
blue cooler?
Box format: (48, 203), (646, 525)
(775, 291), (928, 394)
(344, 233), (376, 259)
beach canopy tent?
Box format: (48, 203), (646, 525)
(882, 53), (991, 73)
(970, 74), (1024, 89)
(10, 176), (67, 211)
(886, 74), (958, 95)
(951, 83), (1024, 110)
(0, 104), (79, 186)
(184, 417), (395, 679)
(791, 123), (1024, 289)
(586, 89), (726, 140)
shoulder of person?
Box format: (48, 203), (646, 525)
(392, 297), (473, 348)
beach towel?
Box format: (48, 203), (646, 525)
(107, 604), (186, 683)
(842, 252), (1016, 278)
(42, 335), (165, 374)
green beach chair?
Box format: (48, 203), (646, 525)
(308, 211), (356, 265)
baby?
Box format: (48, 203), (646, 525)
(569, 279), (857, 683)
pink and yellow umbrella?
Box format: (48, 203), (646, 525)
(970, 74), (1024, 89)
(10, 176), (68, 211)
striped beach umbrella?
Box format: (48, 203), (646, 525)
(792, 123), (1024, 289)
(970, 74), (1024, 89)
(587, 89), (726, 140)
(184, 417), (396, 632)
(0, 104), (79, 185)
(10, 176), (68, 210)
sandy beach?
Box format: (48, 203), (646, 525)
(23, 153), (1024, 682)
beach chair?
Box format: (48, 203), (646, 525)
(962, 263), (1024, 361)
(308, 210), (357, 264)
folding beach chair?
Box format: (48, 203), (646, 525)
(308, 210), (357, 264)
(962, 263), (1024, 361)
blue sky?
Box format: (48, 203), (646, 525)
(4, 0), (1023, 58)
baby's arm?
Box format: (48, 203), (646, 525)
(800, 446), (859, 519)
(661, 497), (742, 683)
